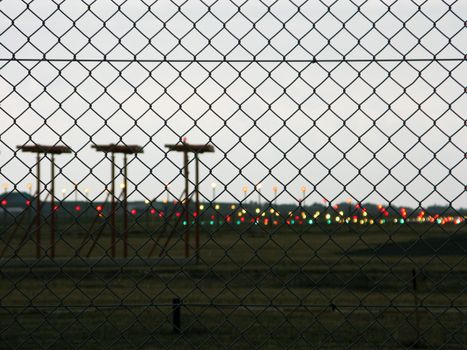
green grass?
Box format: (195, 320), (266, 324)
(1, 221), (466, 349)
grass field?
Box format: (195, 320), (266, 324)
(1, 220), (466, 349)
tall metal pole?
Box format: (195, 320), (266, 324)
(195, 155), (200, 263)
(111, 152), (116, 258)
(50, 154), (55, 258)
(184, 151), (189, 258)
(257, 184), (262, 207)
(123, 153), (128, 258)
(35, 153), (41, 259)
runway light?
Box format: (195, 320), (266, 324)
(1, 200), (7, 206)
(96, 205), (103, 212)
(75, 205), (81, 211)
(131, 209), (137, 215)
(150, 208), (156, 215)
(199, 204), (205, 210)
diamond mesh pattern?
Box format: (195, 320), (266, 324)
(0, 0), (466, 348)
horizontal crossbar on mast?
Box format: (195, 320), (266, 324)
(91, 144), (144, 154)
(17, 144), (72, 154)
(165, 143), (215, 153)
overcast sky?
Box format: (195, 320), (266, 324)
(0, 0), (465, 209)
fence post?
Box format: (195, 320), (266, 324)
(172, 298), (181, 334)
(412, 268), (421, 344)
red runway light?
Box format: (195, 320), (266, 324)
(150, 208), (156, 215)
(1, 199), (7, 206)
(25, 200), (31, 206)
(131, 209), (137, 215)
(75, 205), (81, 211)
(96, 205), (103, 212)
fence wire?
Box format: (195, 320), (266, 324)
(0, 0), (466, 349)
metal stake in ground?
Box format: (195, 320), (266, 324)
(165, 142), (214, 260)
(17, 144), (72, 259)
(92, 144), (143, 258)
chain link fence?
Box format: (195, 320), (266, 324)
(0, 0), (466, 348)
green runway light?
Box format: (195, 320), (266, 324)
(308, 219), (313, 224)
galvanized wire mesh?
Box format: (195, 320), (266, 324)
(0, 0), (466, 349)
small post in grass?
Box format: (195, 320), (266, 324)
(412, 268), (421, 345)
(172, 297), (181, 334)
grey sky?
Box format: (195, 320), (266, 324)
(0, 0), (465, 208)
